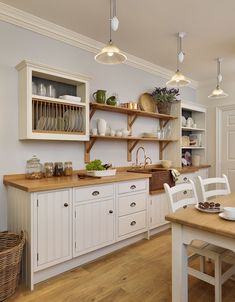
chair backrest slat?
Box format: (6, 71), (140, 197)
(164, 180), (198, 213)
(198, 174), (231, 202)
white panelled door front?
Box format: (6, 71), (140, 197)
(221, 108), (235, 191)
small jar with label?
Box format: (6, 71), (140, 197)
(44, 162), (54, 178)
(54, 162), (63, 176)
(64, 161), (73, 176)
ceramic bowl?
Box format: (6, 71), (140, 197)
(161, 160), (172, 169)
(122, 129), (130, 137)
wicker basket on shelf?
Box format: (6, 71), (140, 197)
(0, 231), (25, 301)
(181, 136), (190, 147)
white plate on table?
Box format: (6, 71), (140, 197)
(219, 213), (235, 221)
(195, 205), (223, 214)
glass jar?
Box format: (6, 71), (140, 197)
(64, 161), (73, 176)
(54, 162), (63, 176)
(26, 155), (43, 179)
(44, 162), (54, 178)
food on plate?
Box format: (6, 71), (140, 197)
(198, 201), (221, 210)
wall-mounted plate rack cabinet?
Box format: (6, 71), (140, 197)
(16, 60), (90, 141)
(85, 103), (178, 162)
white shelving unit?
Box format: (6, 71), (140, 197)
(181, 102), (207, 166)
(16, 60), (90, 141)
(164, 101), (207, 167)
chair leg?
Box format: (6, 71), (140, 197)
(214, 256), (222, 302)
(199, 256), (205, 273)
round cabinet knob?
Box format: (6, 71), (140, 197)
(183, 177), (188, 182)
(109, 210), (113, 214)
(130, 221), (136, 226)
(64, 203), (69, 207)
(183, 190), (187, 195)
(92, 191), (100, 196)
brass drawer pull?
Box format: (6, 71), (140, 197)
(130, 202), (136, 207)
(130, 221), (136, 226)
(130, 185), (136, 190)
(92, 191), (100, 196)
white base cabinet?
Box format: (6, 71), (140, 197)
(34, 189), (72, 271)
(149, 193), (169, 229)
(73, 198), (115, 256)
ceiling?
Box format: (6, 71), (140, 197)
(2, 0), (235, 83)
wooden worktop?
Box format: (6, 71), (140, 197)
(3, 172), (152, 193)
(166, 193), (235, 239)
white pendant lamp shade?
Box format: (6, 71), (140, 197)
(208, 58), (228, 99)
(208, 86), (228, 99)
(166, 70), (191, 87)
(166, 32), (191, 87)
(95, 0), (126, 65)
(95, 41), (127, 64)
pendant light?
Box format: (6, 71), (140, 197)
(208, 58), (228, 99)
(166, 32), (191, 87)
(95, 0), (126, 64)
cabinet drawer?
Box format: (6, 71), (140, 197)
(118, 179), (146, 194)
(118, 193), (147, 216)
(74, 184), (114, 202)
(118, 211), (146, 237)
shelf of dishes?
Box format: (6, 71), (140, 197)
(32, 99), (85, 134)
(89, 135), (177, 142)
(32, 95), (86, 107)
(181, 147), (205, 149)
(181, 127), (205, 132)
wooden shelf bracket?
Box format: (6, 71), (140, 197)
(84, 137), (97, 163)
(127, 139), (140, 161)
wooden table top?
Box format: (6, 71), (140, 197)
(3, 172), (151, 193)
(165, 193), (235, 239)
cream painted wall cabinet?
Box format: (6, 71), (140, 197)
(16, 60), (90, 141)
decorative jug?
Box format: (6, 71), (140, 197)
(93, 90), (106, 104)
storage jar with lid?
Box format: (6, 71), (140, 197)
(64, 161), (73, 176)
(26, 155), (43, 179)
(54, 162), (63, 176)
(44, 162), (54, 178)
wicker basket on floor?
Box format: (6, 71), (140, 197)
(0, 231), (25, 301)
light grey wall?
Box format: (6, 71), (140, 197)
(0, 21), (196, 230)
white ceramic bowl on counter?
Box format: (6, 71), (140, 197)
(161, 160), (172, 169)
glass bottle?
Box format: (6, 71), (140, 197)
(64, 161), (73, 176)
(26, 155), (43, 179)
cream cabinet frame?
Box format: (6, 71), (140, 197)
(16, 60), (90, 141)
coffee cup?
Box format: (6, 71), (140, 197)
(223, 207), (235, 219)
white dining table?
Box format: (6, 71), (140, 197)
(165, 193), (235, 302)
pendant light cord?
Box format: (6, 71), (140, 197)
(217, 59), (220, 88)
(109, 0), (112, 43)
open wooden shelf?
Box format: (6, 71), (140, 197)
(90, 103), (177, 120)
(85, 102), (179, 162)
(85, 135), (177, 163)
(181, 127), (205, 132)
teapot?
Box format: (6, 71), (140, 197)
(93, 90), (106, 104)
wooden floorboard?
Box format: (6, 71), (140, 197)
(6, 230), (235, 302)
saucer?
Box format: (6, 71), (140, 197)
(219, 213), (235, 221)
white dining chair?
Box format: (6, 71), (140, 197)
(198, 174), (231, 202)
(164, 180), (235, 302)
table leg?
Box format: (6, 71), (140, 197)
(172, 223), (188, 302)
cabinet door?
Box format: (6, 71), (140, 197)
(149, 193), (170, 229)
(35, 189), (72, 270)
(74, 198), (115, 256)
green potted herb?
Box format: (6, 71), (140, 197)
(151, 87), (179, 115)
